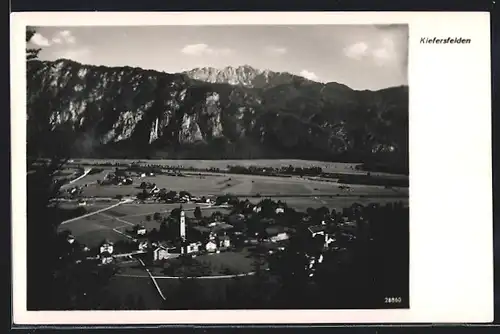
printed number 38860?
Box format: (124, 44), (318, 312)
(384, 297), (402, 304)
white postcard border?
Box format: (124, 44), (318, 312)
(11, 11), (493, 324)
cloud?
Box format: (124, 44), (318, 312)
(299, 70), (319, 81)
(51, 30), (76, 45)
(180, 43), (233, 56)
(372, 37), (396, 65)
(30, 32), (51, 47)
(343, 42), (369, 60)
(343, 37), (399, 66)
(52, 47), (91, 62)
(264, 46), (287, 56)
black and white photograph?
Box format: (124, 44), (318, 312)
(24, 23), (410, 311)
(12, 11), (493, 325)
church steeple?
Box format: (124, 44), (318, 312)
(179, 206), (186, 254)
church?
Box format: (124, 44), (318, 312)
(152, 206), (230, 261)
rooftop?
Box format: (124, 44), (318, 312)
(308, 225), (326, 234)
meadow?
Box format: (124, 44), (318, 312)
(69, 158), (407, 177)
(56, 164), (408, 249)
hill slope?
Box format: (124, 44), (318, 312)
(27, 59), (408, 171)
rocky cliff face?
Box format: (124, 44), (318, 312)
(27, 59), (408, 168)
(183, 65), (305, 89)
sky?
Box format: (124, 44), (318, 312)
(27, 25), (408, 90)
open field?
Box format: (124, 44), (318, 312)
(56, 161), (408, 249)
(68, 158), (406, 177)
(57, 202), (232, 247)
(74, 168), (408, 199)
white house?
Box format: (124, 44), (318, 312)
(100, 252), (113, 265)
(99, 241), (114, 254)
(206, 240), (217, 252)
(308, 225), (326, 238)
(219, 235), (231, 248)
(66, 234), (75, 244)
(253, 206), (262, 213)
(136, 226), (147, 236)
(153, 246), (169, 261)
(138, 240), (149, 251)
(187, 242), (202, 254)
(275, 207), (285, 214)
(270, 232), (289, 242)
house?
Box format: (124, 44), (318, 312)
(100, 251), (113, 264)
(186, 242), (202, 254)
(308, 225), (326, 238)
(205, 240), (217, 252)
(275, 207), (285, 214)
(99, 240), (114, 254)
(66, 234), (76, 244)
(153, 246), (169, 261)
(218, 235), (231, 249)
(270, 232), (289, 242)
(265, 225), (289, 242)
(253, 206), (262, 213)
(325, 236), (336, 248)
(136, 225), (147, 236)
(138, 240), (150, 251)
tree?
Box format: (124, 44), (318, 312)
(170, 207), (182, 220)
(153, 212), (161, 221)
(194, 206), (202, 220)
(179, 190), (191, 198)
(145, 214), (152, 221)
(26, 27), (41, 61)
(166, 190), (177, 200)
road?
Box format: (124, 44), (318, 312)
(116, 269), (269, 280)
(59, 198), (134, 225)
(60, 168), (92, 189)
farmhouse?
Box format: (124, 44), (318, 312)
(100, 251), (113, 265)
(275, 207), (285, 214)
(153, 244), (180, 261)
(205, 240), (217, 252)
(136, 225), (147, 236)
(218, 235), (231, 249)
(186, 241), (202, 254)
(265, 226), (290, 242)
(138, 239), (150, 251)
(153, 246), (168, 261)
(308, 225), (326, 238)
(66, 234), (76, 244)
(99, 240), (114, 254)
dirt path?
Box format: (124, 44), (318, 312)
(59, 198), (134, 225)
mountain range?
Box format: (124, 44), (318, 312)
(26, 59), (408, 172)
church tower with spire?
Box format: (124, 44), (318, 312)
(179, 206), (186, 254)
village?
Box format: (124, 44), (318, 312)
(57, 165), (381, 278)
